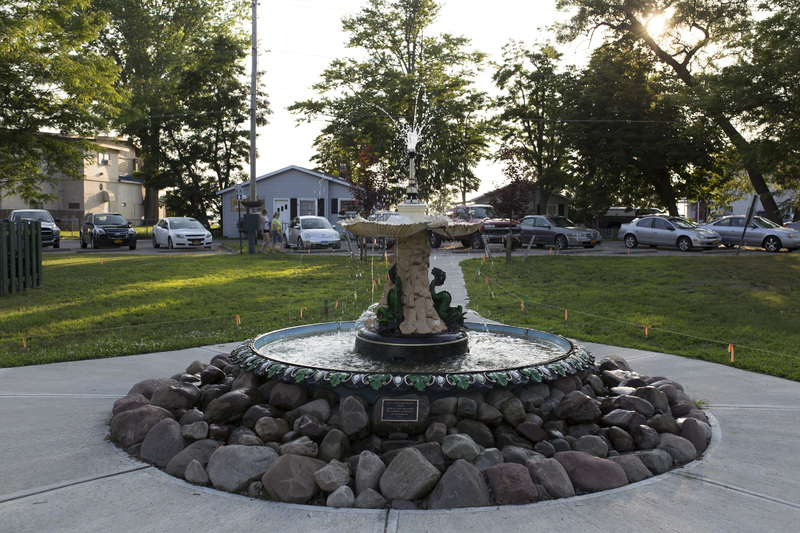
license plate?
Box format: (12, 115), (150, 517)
(192, 240), (201, 245)
(320, 241), (328, 245)
(114, 239), (122, 244)
(590, 240), (596, 244)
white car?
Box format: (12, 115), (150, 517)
(700, 215), (800, 252)
(152, 217), (212, 249)
(284, 216), (341, 250)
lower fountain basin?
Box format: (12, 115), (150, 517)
(230, 321), (594, 394)
(354, 328), (469, 361)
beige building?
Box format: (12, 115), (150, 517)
(0, 137), (163, 229)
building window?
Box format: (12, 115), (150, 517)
(98, 152), (111, 165)
(338, 199), (358, 216)
(298, 199), (317, 216)
(68, 202), (80, 210)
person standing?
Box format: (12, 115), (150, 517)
(270, 211), (285, 253)
(259, 208), (270, 253)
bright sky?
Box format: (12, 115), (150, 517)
(256, 0), (591, 196)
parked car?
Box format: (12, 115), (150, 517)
(619, 216), (720, 251)
(79, 213), (137, 249)
(595, 207), (666, 230)
(284, 216), (341, 250)
(152, 217), (212, 249)
(520, 215), (602, 249)
(700, 215), (800, 252)
(428, 204), (521, 250)
(5, 209), (61, 248)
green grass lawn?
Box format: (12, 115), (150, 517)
(463, 254), (800, 381)
(2, 252), (798, 382)
(0, 253), (386, 367)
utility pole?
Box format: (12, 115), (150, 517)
(241, 0), (262, 253)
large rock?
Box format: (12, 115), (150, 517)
(379, 448), (441, 501)
(631, 449), (673, 475)
(355, 451), (386, 495)
(288, 399), (332, 423)
(165, 439), (223, 478)
(657, 433), (697, 465)
(318, 429), (350, 462)
(526, 457), (574, 499)
(254, 416), (290, 443)
(207, 445), (278, 493)
(498, 395), (527, 426)
(269, 382), (308, 411)
(553, 451), (628, 493)
(150, 382), (201, 412)
(110, 405), (175, 448)
(680, 417), (708, 454)
(573, 435), (608, 458)
(610, 395), (655, 418)
(441, 433), (481, 461)
(355, 488), (387, 509)
(112, 393), (149, 416)
(553, 391), (602, 424)
(326, 486), (355, 508)
(204, 389), (258, 425)
(608, 455), (653, 483)
(279, 436), (319, 457)
(632, 424), (659, 450)
(455, 419), (495, 448)
(340, 396), (370, 440)
(471, 448), (504, 473)
(486, 463), (538, 505)
(261, 454), (326, 504)
(632, 386), (670, 414)
(313, 459), (351, 492)
(128, 378), (175, 400)
(427, 460), (490, 509)
(140, 418), (188, 468)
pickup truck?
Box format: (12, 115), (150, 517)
(428, 204), (521, 250)
(5, 209), (61, 248)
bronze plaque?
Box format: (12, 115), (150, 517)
(380, 399), (420, 422)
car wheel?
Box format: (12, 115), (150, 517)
(129, 242), (136, 250)
(80, 237), (87, 249)
(624, 234), (638, 249)
(53, 241), (60, 249)
(92, 236), (99, 249)
(469, 232), (484, 250)
(428, 231), (442, 249)
(152, 235), (160, 248)
(677, 236), (692, 252)
(460, 240), (470, 248)
(168, 237), (174, 249)
(555, 234), (568, 250)
(297, 238), (304, 250)
(763, 235), (782, 252)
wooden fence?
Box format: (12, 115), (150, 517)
(1, 220), (43, 296)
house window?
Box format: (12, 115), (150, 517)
(298, 199), (317, 216)
(68, 202), (80, 209)
(337, 199), (358, 216)
(98, 152), (111, 165)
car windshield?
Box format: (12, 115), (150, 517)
(549, 217), (576, 228)
(15, 211), (53, 222)
(171, 219), (204, 230)
(302, 218), (333, 230)
(753, 216), (782, 229)
(468, 206), (495, 218)
(669, 217), (698, 229)
(97, 214), (128, 225)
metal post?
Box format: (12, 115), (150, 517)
(247, 0), (259, 254)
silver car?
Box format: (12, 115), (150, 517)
(700, 215), (800, 252)
(152, 217), (212, 249)
(520, 215), (602, 249)
(619, 216), (720, 251)
(285, 216), (341, 250)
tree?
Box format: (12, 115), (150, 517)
(94, 0), (258, 223)
(0, 0), (122, 202)
(566, 40), (726, 216)
(711, 0), (800, 213)
(346, 146), (389, 217)
(489, 146), (538, 222)
(491, 42), (576, 216)
(289, 0), (488, 207)
(556, 0), (783, 223)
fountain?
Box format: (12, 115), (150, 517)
(229, 129), (595, 395)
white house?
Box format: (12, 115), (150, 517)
(217, 166), (357, 238)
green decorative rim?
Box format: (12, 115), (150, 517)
(229, 321), (595, 393)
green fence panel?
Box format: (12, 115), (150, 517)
(1, 220), (42, 296)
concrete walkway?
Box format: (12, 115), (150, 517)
(2, 256), (799, 532)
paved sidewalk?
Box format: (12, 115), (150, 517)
(2, 257), (799, 532)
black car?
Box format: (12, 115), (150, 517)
(80, 213), (137, 249)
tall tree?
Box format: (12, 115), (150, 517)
(289, 0), (488, 207)
(566, 40), (725, 216)
(94, 0), (257, 223)
(0, 0), (122, 202)
(491, 42), (576, 216)
(556, 0), (783, 223)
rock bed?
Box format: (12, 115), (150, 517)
(109, 352), (711, 509)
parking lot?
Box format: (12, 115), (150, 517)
(42, 236), (791, 257)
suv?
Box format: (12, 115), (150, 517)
(595, 207), (665, 230)
(80, 213), (137, 249)
(428, 204), (521, 250)
(5, 209), (61, 248)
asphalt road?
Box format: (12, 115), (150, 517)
(43, 236), (791, 257)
